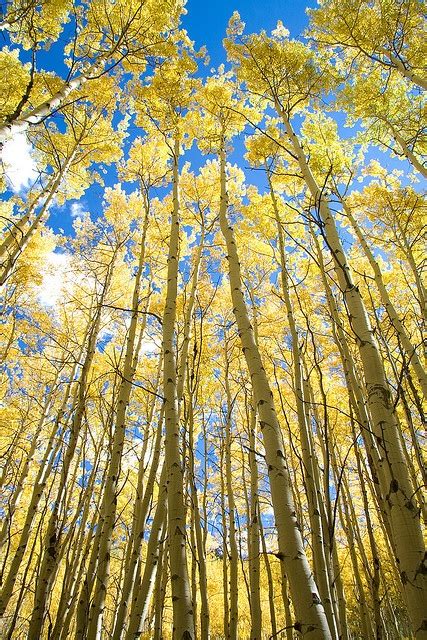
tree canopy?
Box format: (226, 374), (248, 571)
(0, 1), (426, 639)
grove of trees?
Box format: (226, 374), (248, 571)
(0, 0), (426, 638)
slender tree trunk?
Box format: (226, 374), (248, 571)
(0, 147), (77, 285)
(248, 400), (262, 640)
(85, 233), (150, 639)
(223, 344), (239, 640)
(258, 513), (280, 640)
(393, 214), (427, 324)
(125, 463), (168, 640)
(110, 401), (163, 640)
(220, 440), (230, 639)
(268, 172), (337, 638)
(187, 394), (210, 640)
(162, 137), (194, 639)
(335, 469), (375, 640)
(352, 417), (383, 640)
(153, 535), (169, 640)
(218, 139), (332, 639)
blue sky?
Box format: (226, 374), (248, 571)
(182, 0), (317, 68)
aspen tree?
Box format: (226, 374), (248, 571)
(0, 101), (123, 285)
(266, 166), (338, 638)
(194, 74), (332, 637)
(3, 505), (47, 639)
(225, 22), (427, 634)
(179, 217), (210, 640)
(79, 194), (151, 639)
(301, 373), (350, 640)
(1, 4), (426, 638)
(125, 463), (168, 640)
(294, 112), (426, 400)
(161, 139), (195, 638)
(111, 394), (163, 640)
(213, 417), (229, 637)
(245, 291), (267, 640)
(347, 174), (426, 328)
(351, 417), (383, 640)
(0, 152), (76, 285)
(0, 362), (66, 551)
(247, 399), (262, 640)
(134, 51), (200, 639)
(50, 447), (105, 640)
(312, 223), (423, 635)
(0, 252), (117, 618)
(124, 201), (203, 638)
(256, 511), (278, 639)
(153, 527), (169, 640)
(106, 136), (170, 640)
(223, 336), (239, 640)
(331, 71), (427, 178)
(308, 0), (427, 91)
(0, 386), (70, 598)
(0, 0), (185, 141)
(340, 198), (427, 399)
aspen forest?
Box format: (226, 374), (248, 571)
(0, 0), (426, 638)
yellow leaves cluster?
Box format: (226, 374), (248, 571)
(133, 51), (199, 143)
(10, 227), (56, 288)
(194, 74), (258, 152)
(0, 48), (31, 124)
(308, 0), (426, 75)
(70, 0), (185, 69)
(103, 184), (145, 235)
(120, 135), (171, 189)
(225, 16), (330, 115)
(7, 0), (72, 49)
(300, 112), (357, 186)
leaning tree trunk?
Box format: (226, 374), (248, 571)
(277, 107), (427, 637)
(0, 60), (104, 142)
(341, 199), (427, 398)
(0, 146), (78, 285)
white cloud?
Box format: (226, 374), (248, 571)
(2, 132), (38, 192)
(37, 251), (70, 307)
(70, 202), (87, 219)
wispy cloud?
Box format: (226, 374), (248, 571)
(139, 338), (159, 355)
(2, 132), (38, 192)
(37, 251), (70, 307)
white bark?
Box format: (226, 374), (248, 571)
(218, 141), (332, 640)
(162, 138), (194, 639)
